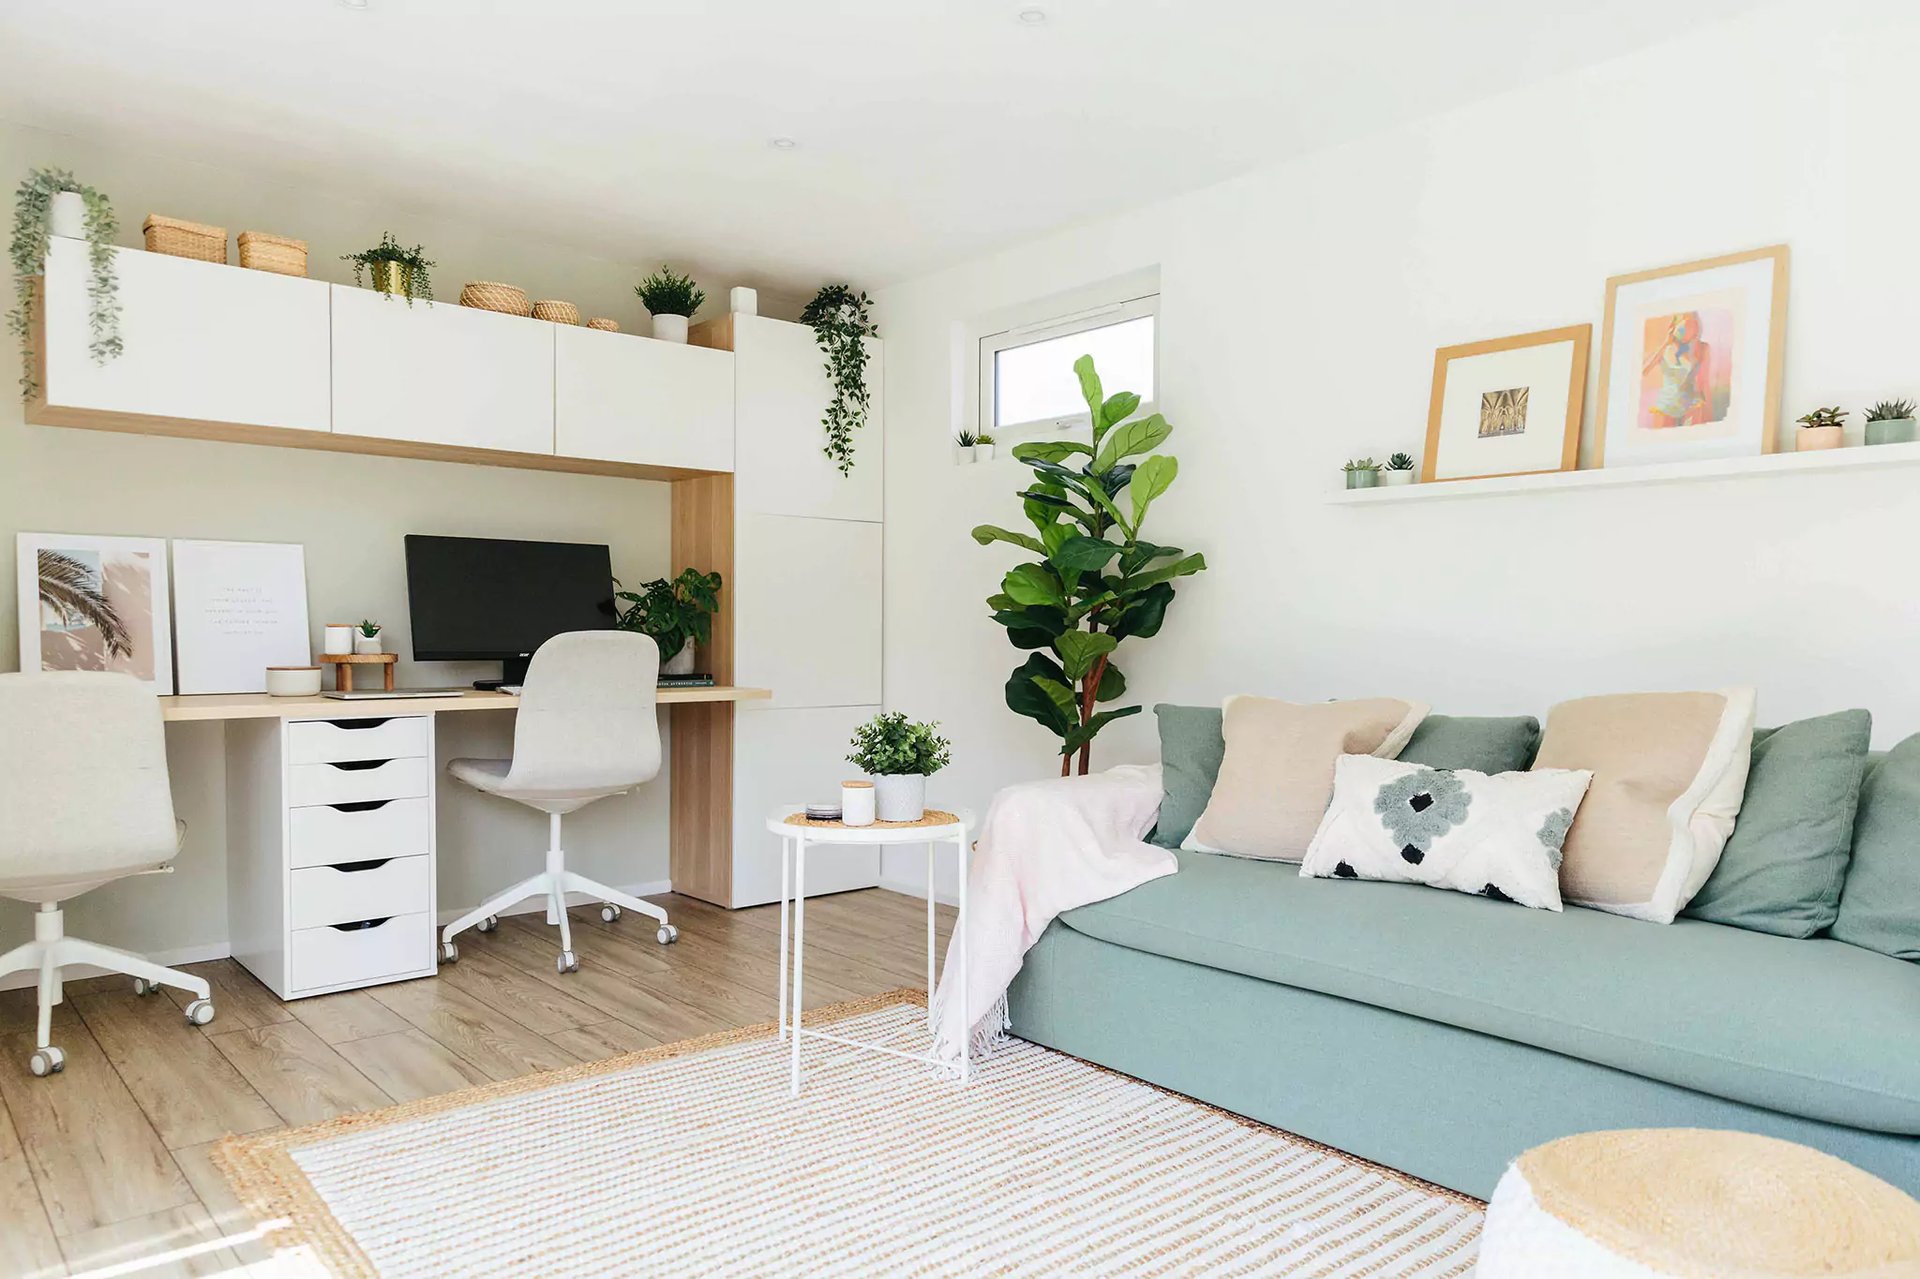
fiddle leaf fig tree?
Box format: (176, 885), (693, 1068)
(973, 355), (1206, 775)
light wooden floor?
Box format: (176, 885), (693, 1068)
(0, 888), (954, 1278)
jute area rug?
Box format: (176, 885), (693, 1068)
(218, 990), (1483, 1276)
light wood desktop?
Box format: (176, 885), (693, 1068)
(158, 685), (770, 722)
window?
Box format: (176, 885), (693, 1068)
(978, 293), (1158, 439)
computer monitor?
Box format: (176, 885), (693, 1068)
(404, 534), (615, 687)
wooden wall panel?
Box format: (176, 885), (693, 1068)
(669, 473), (736, 905)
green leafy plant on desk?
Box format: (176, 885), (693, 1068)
(615, 568), (722, 673)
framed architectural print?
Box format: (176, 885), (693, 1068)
(1595, 245), (1788, 468)
(1421, 325), (1589, 482)
(17, 531), (174, 693)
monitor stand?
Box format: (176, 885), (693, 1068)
(472, 654), (532, 691)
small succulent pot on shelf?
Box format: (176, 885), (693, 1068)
(343, 233), (434, 306)
(1864, 399), (1918, 447)
(848, 711), (952, 823)
(1794, 406), (1847, 452)
(1342, 457), (1381, 489)
(976, 432), (997, 463)
(353, 619), (384, 655)
(953, 428), (979, 464)
(635, 265), (705, 343)
(1382, 452), (1418, 486)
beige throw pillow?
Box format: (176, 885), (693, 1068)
(1183, 695), (1429, 861)
(1531, 688), (1756, 923)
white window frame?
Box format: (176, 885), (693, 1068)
(977, 292), (1160, 441)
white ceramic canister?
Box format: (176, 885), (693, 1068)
(841, 780), (876, 827)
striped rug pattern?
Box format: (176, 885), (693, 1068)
(218, 992), (1483, 1276)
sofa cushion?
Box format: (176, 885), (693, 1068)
(1151, 704), (1226, 849)
(1834, 737), (1920, 960)
(1685, 710), (1871, 938)
(1399, 714), (1542, 774)
(1059, 849), (1920, 1134)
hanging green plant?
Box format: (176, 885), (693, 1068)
(342, 232), (435, 305)
(799, 284), (878, 476)
(9, 167), (122, 399)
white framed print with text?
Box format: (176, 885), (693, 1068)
(1595, 245), (1788, 468)
(1422, 325), (1589, 483)
(171, 539), (312, 694)
(17, 532), (174, 693)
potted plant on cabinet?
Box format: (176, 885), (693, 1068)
(1382, 452), (1417, 486)
(1343, 457), (1381, 489)
(1864, 399), (1917, 447)
(635, 266), (704, 343)
(953, 428), (979, 464)
(1794, 407), (1847, 452)
(615, 568), (722, 676)
(343, 233), (434, 305)
(847, 711), (952, 822)
(800, 284), (879, 476)
(10, 167), (121, 398)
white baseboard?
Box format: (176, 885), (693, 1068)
(877, 874), (958, 908)
(0, 881), (675, 992)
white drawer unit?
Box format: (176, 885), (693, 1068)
(227, 715), (438, 998)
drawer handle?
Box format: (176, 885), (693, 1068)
(330, 917), (392, 932)
(328, 800), (392, 813)
(329, 718), (392, 730)
(329, 858), (392, 874)
(325, 760), (393, 772)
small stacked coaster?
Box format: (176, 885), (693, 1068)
(782, 809), (959, 830)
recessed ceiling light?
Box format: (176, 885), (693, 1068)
(768, 137), (799, 150)
(1016, 7), (1047, 24)
(338, 0), (370, 9)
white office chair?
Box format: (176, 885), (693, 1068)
(439, 630), (678, 973)
(0, 672), (214, 1077)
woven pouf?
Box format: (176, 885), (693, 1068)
(1477, 1129), (1920, 1278)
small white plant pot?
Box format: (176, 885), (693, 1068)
(323, 624), (355, 656)
(652, 314), (690, 343)
(353, 632), (383, 655)
(954, 444), (977, 465)
(49, 191), (87, 240)
(1382, 469), (1416, 486)
(976, 443), (996, 462)
(873, 774), (926, 823)
(729, 286), (758, 316)
(661, 639), (696, 676)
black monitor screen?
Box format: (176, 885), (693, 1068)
(405, 535), (615, 660)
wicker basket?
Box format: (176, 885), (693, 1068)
(236, 231), (308, 277)
(586, 317), (620, 332)
(532, 300), (581, 326)
(458, 281), (531, 317)
(143, 215), (227, 264)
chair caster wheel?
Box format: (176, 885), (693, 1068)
(557, 950), (579, 974)
(133, 977), (159, 997)
(440, 941), (459, 964)
(476, 915), (499, 934)
(29, 1046), (64, 1077)
(656, 924), (678, 945)
(600, 904), (622, 923)
(184, 999), (216, 1027)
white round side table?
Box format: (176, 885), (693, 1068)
(767, 806), (973, 1098)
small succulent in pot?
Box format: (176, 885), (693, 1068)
(353, 619), (384, 655)
(953, 427), (979, 462)
(1864, 399), (1918, 447)
(1794, 406), (1847, 452)
(1382, 451), (1418, 486)
(343, 233), (435, 305)
(1342, 457), (1381, 490)
(976, 431), (997, 462)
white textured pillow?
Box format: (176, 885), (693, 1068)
(1300, 755), (1594, 910)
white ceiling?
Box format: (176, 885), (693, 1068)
(0, 0), (1768, 295)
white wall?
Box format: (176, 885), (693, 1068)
(876, 0), (1920, 898)
(0, 119), (723, 961)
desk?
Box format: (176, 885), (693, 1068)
(189, 686), (770, 999)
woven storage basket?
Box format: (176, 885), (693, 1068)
(458, 281), (531, 317)
(532, 299), (581, 326)
(143, 215), (227, 263)
(586, 317), (620, 332)
(236, 231), (308, 277)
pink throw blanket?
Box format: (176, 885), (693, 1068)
(931, 764), (1175, 1063)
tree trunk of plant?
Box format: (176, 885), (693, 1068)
(1075, 653), (1110, 776)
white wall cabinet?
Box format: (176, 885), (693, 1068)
(330, 285), (555, 455)
(555, 327), (733, 471)
(731, 704), (883, 907)
(40, 238), (330, 431)
(733, 314), (883, 522)
(734, 514), (882, 710)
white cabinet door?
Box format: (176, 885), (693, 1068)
(734, 515), (881, 709)
(40, 239), (330, 431)
(554, 326), (733, 471)
(733, 315), (882, 521)
(330, 285), (554, 454)
(731, 704), (882, 907)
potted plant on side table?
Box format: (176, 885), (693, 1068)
(1865, 399), (1918, 447)
(615, 568), (722, 676)
(635, 266), (705, 343)
(1342, 457), (1381, 489)
(848, 711), (952, 822)
(1794, 407), (1847, 452)
(1382, 452), (1417, 486)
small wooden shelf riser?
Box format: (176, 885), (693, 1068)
(319, 652), (398, 692)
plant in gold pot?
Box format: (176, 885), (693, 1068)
(1864, 399), (1917, 447)
(343, 233), (434, 305)
(1794, 406), (1847, 452)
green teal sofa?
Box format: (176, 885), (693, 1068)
(1006, 847), (1920, 1200)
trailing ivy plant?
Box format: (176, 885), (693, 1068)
(634, 266), (705, 317)
(343, 232), (434, 305)
(799, 284), (878, 476)
(973, 355), (1206, 775)
(9, 167), (121, 398)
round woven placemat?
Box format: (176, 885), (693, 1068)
(782, 808), (959, 831)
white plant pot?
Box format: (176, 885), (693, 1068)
(873, 774), (926, 823)
(729, 286), (758, 316)
(661, 638), (696, 676)
(323, 624), (354, 656)
(1382, 469), (1416, 486)
(353, 633), (383, 655)
(652, 313), (689, 343)
(976, 443), (996, 462)
(954, 444), (977, 465)
(49, 192), (87, 240)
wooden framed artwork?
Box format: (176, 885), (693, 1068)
(16, 531), (174, 693)
(1421, 325), (1589, 482)
(1595, 245), (1789, 468)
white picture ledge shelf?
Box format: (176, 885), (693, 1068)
(1326, 440), (1920, 505)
